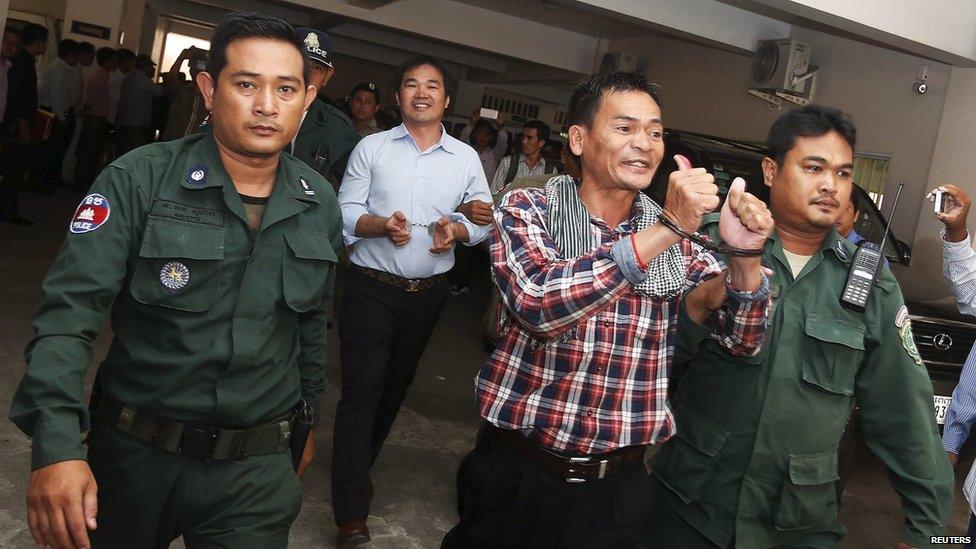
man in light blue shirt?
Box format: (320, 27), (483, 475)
(332, 54), (490, 546)
(933, 183), (976, 545)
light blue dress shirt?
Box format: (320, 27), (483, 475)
(942, 231), (976, 455)
(941, 230), (976, 516)
(338, 124), (492, 279)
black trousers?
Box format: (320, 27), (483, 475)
(331, 267), (449, 524)
(442, 425), (655, 549)
(0, 121), (30, 220)
(35, 110), (75, 188)
(73, 113), (108, 192)
(116, 126), (153, 157)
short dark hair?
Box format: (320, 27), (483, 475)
(19, 23), (48, 46)
(78, 42), (95, 56)
(393, 55), (452, 98)
(117, 48), (136, 63)
(766, 104), (856, 165)
(207, 11), (310, 85)
(567, 72), (663, 127)
(58, 39), (78, 58)
(523, 120), (551, 142)
(95, 47), (117, 66)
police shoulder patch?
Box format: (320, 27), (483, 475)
(894, 305), (910, 328)
(70, 193), (111, 234)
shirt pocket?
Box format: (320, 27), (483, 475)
(774, 448), (840, 530)
(651, 402), (729, 503)
(799, 314), (865, 397)
(282, 231), (337, 313)
(129, 216), (225, 312)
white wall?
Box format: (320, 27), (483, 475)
(610, 24), (951, 245)
(904, 68), (976, 306)
(755, 0), (976, 64)
(63, 0), (125, 46)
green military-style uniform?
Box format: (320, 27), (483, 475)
(9, 132), (342, 547)
(647, 220), (953, 548)
(290, 97), (360, 183)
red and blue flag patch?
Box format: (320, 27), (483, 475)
(70, 193), (111, 234)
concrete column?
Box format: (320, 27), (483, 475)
(118, 0), (146, 51)
(0, 0), (8, 37)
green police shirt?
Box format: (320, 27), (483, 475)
(652, 222), (953, 548)
(9, 132), (342, 471)
(290, 97), (360, 183)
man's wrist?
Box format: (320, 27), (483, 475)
(727, 256), (763, 292)
(944, 226), (969, 243)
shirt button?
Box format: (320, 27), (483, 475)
(604, 321), (611, 327)
(587, 410), (595, 417)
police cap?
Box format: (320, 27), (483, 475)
(295, 27), (333, 68)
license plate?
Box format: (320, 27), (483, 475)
(934, 395), (952, 425)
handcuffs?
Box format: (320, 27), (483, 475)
(658, 211), (764, 258)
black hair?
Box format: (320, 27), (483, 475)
(3, 26), (19, 37)
(766, 104), (856, 165)
(95, 47), (117, 67)
(19, 23), (48, 46)
(567, 71), (663, 127)
(78, 42), (95, 55)
(58, 39), (78, 58)
(117, 48), (136, 63)
(468, 118), (497, 148)
(208, 11), (310, 85)
(523, 120), (551, 142)
(393, 55), (452, 98)
(350, 82), (380, 104)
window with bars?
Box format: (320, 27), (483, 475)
(853, 153), (890, 208)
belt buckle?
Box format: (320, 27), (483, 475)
(565, 457), (608, 483)
(406, 279), (420, 292)
(180, 423), (217, 461)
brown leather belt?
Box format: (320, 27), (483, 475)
(486, 424), (646, 483)
(352, 264), (448, 293)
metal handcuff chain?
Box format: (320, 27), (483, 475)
(658, 209), (764, 258)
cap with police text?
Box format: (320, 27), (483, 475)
(295, 27), (333, 68)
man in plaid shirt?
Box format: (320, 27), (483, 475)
(442, 72), (773, 548)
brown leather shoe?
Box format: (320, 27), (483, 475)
(336, 518), (370, 547)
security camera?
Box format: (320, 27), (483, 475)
(914, 81), (928, 94)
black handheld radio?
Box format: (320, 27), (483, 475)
(840, 182), (904, 312)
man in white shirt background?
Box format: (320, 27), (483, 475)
(37, 39), (81, 191)
(489, 119), (556, 195)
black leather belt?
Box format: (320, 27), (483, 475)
(352, 263), (448, 292)
(486, 424), (646, 483)
(94, 396), (294, 461)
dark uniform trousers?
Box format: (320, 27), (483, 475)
(331, 267), (449, 524)
(441, 427), (655, 549)
(74, 113), (109, 192)
(88, 420), (301, 548)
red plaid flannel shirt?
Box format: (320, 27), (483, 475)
(475, 188), (769, 455)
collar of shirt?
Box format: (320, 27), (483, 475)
(390, 123), (457, 155)
(180, 133), (321, 231)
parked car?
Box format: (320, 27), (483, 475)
(651, 129), (976, 439)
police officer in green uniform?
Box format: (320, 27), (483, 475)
(290, 27), (360, 188)
(10, 12), (341, 548)
(647, 105), (953, 548)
